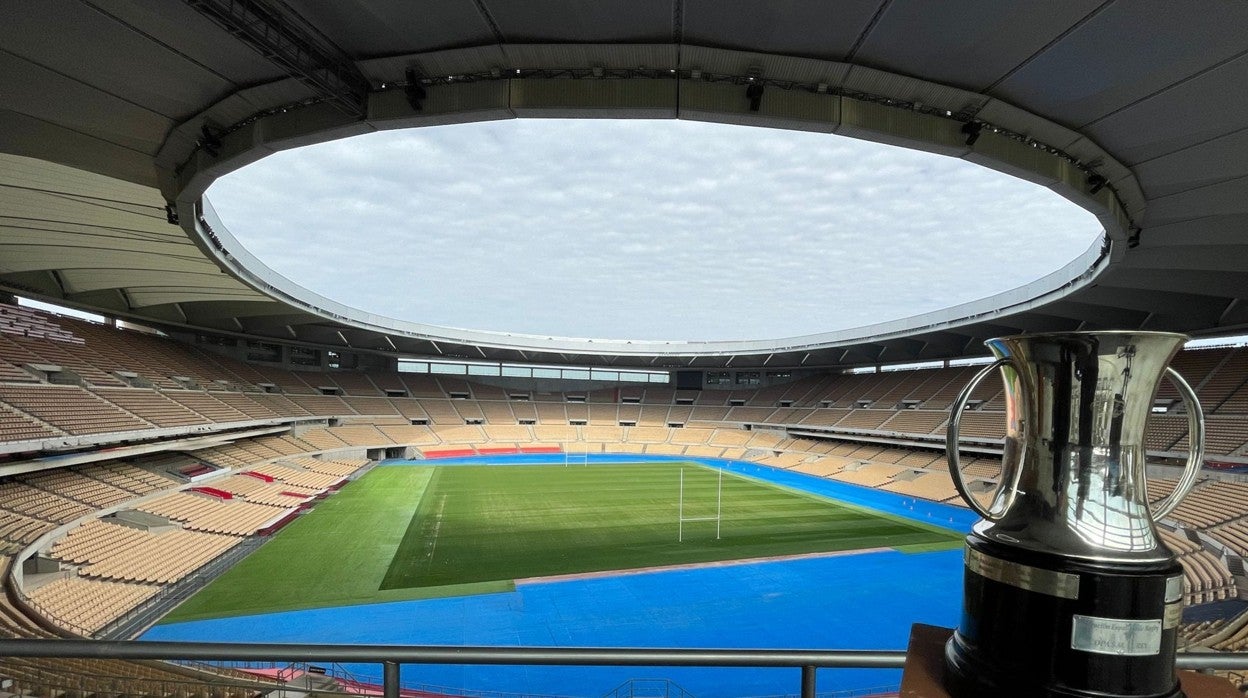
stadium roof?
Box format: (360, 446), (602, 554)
(2, 1), (1247, 369)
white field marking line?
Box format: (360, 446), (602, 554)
(423, 494), (447, 564)
(513, 546), (894, 587)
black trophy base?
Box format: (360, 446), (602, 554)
(944, 536), (1185, 698)
(903, 625), (1239, 698)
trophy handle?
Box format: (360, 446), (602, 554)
(947, 358), (1017, 521)
(1148, 366), (1205, 521)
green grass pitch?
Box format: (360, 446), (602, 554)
(162, 462), (960, 623)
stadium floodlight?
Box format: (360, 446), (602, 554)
(197, 124), (222, 158)
(746, 83), (765, 112)
(961, 121), (983, 146)
(404, 68), (427, 111)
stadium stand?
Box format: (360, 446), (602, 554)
(0, 303), (1244, 672)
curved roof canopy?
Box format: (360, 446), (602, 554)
(1, 1), (1247, 369)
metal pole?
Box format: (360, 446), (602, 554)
(716, 469), (723, 540)
(0, 639), (912, 667)
(800, 665), (816, 698)
(678, 468), (684, 543)
(383, 661), (400, 698)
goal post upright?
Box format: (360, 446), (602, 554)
(678, 467), (684, 543)
(678, 465), (723, 543)
(716, 467), (722, 540)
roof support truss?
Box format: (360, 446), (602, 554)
(183, 0), (370, 117)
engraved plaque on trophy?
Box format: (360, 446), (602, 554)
(942, 332), (1205, 698)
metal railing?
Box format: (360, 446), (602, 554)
(3, 640), (1248, 698)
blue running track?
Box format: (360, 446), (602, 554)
(143, 454), (975, 697)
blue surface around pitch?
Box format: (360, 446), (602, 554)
(143, 455), (973, 697)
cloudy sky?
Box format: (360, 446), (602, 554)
(208, 119), (1103, 342)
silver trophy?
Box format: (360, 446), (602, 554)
(943, 332), (1205, 698)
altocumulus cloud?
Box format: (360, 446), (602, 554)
(208, 119), (1102, 342)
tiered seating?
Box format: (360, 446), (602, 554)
(213, 392), (283, 419)
(212, 474), (317, 506)
(21, 469), (134, 508)
(326, 372), (382, 396)
(1181, 618), (1228, 648)
(881, 471), (959, 502)
(790, 458), (849, 477)
(724, 406), (775, 423)
(250, 462), (345, 490)
(582, 425), (623, 443)
(478, 401), (516, 424)
(754, 452), (811, 468)
(0, 404), (59, 441)
(49, 520), (240, 584)
(258, 435), (313, 456)
(27, 576), (159, 633)
(1211, 520), (1248, 556)
(1200, 350), (1248, 412)
(252, 396), (311, 418)
(1201, 417), (1248, 456)
(0, 482), (92, 523)
(627, 427), (670, 444)
(326, 424), (391, 447)
(1159, 348), (1230, 404)
(449, 400), (484, 422)
(296, 428), (349, 451)
(831, 464), (908, 487)
(0, 304), (82, 343)
(284, 456), (365, 478)
(532, 425), (577, 442)
(1146, 415), (1189, 452)
(287, 394), (353, 415)
(1159, 529), (1237, 605)
(136, 492), (286, 536)
(436, 425), (487, 443)
(226, 439), (285, 462)
(390, 398), (429, 420)
(399, 373), (445, 398)
(192, 445), (251, 470)
(90, 388), (207, 428)
(896, 451), (941, 468)
(638, 404), (670, 426)
(960, 458), (1002, 479)
(1166, 481), (1248, 528)
(87, 462), (175, 494)
(0, 511), (53, 548)
(482, 424), (530, 442)
(688, 406), (730, 422)
(709, 429), (751, 447)
(0, 654), (279, 697)
(164, 391), (253, 422)
(940, 411), (1006, 440)
(378, 424), (438, 444)
(245, 366), (316, 394)
(419, 399), (465, 424)
(798, 408), (851, 426)
(881, 410), (947, 434)
(0, 384), (150, 435)
(0, 335), (127, 387)
(670, 428), (714, 445)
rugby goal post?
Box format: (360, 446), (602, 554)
(677, 466), (722, 542)
(563, 447), (589, 467)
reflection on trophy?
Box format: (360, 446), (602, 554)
(943, 332), (1205, 698)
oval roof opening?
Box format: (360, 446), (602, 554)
(208, 119), (1103, 342)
